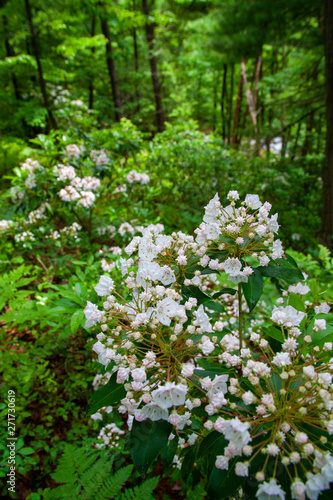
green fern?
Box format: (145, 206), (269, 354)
(318, 244), (332, 270)
(43, 445), (115, 499)
(0, 264), (35, 311)
(119, 476), (159, 500)
(185, 481), (207, 499)
(42, 445), (159, 500)
(93, 464), (133, 500)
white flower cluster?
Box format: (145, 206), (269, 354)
(0, 220), (13, 231)
(14, 231), (35, 246)
(90, 149), (110, 166)
(27, 203), (47, 224)
(65, 144), (81, 158)
(95, 422), (125, 450)
(10, 186), (25, 203)
(118, 222), (135, 236)
(46, 222), (82, 241)
(55, 164), (101, 209)
(194, 191), (283, 284)
(21, 158), (43, 189)
(126, 170), (150, 184)
(85, 192), (333, 499)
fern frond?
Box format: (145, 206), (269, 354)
(185, 480), (207, 499)
(43, 483), (78, 499)
(318, 244), (332, 270)
(81, 455), (115, 498)
(120, 475), (159, 500)
(45, 445), (114, 499)
(95, 464), (133, 500)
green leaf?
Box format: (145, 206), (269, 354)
(198, 431), (227, 459)
(288, 293), (305, 312)
(87, 372), (126, 415)
(75, 282), (88, 303)
(212, 288), (237, 298)
(129, 418), (172, 475)
(242, 268), (263, 311)
(160, 435), (178, 468)
(20, 447), (34, 455)
(204, 301), (225, 316)
(262, 325), (284, 343)
(59, 290), (83, 306)
(53, 298), (81, 310)
(207, 460), (245, 500)
(182, 286), (213, 305)
(181, 443), (198, 482)
(257, 254), (303, 284)
(311, 324), (333, 343)
(70, 309), (85, 334)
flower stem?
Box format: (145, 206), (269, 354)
(238, 283), (243, 353)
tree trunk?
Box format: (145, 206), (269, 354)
(301, 109), (314, 156)
(231, 70), (243, 145)
(212, 71), (219, 132)
(227, 64), (234, 144)
(291, 121), (302, 161)
(320, 0), (333, 249)
(142, 0), (165, 132)
(241, 59), (258, 133)
(25, 0), (57, 129)
(2, 12), (21, 100)
(88, 15), (96, 110)
(100, 15), (123, 121)
(133, 27), (140, 113)
(221, 63), (227, 142)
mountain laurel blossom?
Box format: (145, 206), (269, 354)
(85, 192), (333, 500)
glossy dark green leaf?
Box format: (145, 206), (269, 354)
(198, 431), (227, 459)
(129, 418), (172, 475)
(257, 253), (303, 284)
(87, 372), (126, 415)
(183, 285), (213, 304)
(181, 443), (198, 482)
(242, 268), (263, 311)
(207, 460), (245, 500)
(160, 435), (179, 468)
(212, 288), (237, 298)
(262, 325), (284, 342)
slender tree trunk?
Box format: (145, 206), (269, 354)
(2, 13), (21, 100)
(221, 63), (227, 142)
(25, 0), (57, 129)
(212, 71), (220, 132)
(291, 121), (302, 161)
(321, 0), (333, 249)
(88, 15), (96, 110)
(227, 64), (234, 144)
(301, 110), (314, 156)
(241, 59), (258, 133)
(142, 0), (165, 132)
(253, 55), (262, 109)
(133, 27), (140, 113)
(100, 15), (123, 121)
(231, 70), (243, 145)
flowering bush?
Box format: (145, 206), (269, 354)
(0, 140), (153, 256)
(85, 191), (333, 499)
